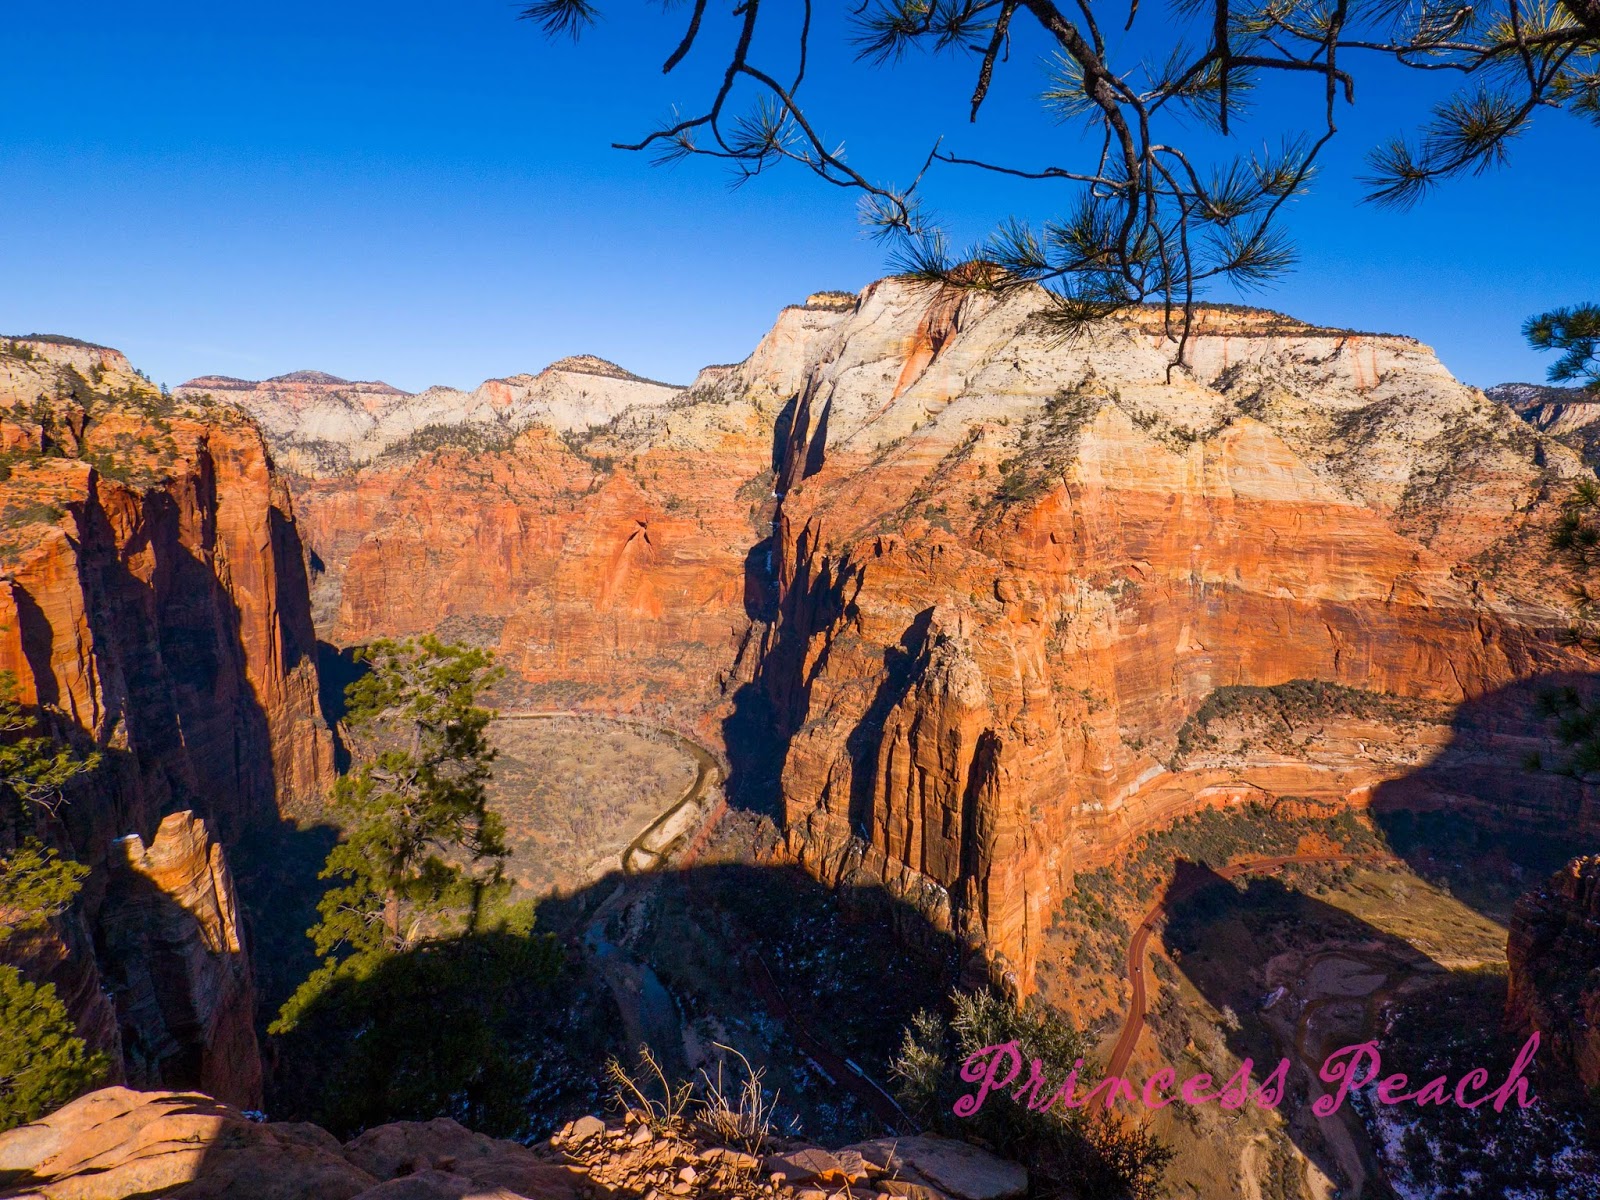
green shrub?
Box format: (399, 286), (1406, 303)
(891, 989), (1171, 1200)
(0, 502), (64, 529)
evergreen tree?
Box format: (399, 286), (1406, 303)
(1526, 303), (1600, 394)
(0, 842), (88, 938)
(269, 638), (565, 1136)
(0, 672), (100, 814)
(274, 636), (511, 1026)
(0, 669), (105, 1130)
(0, 844), (106, 1132)
(0, 965), (108, 1132)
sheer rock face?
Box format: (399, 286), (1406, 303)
(0, 339), (332, 831)
(101, 813), (261, 1108)
(753, 284), (1593, 992)
(200, 286), (1595, 994)
(0, 335), (331, 1098)
(1507, 855), (1600, 1090)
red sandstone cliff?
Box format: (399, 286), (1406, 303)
(100, 812), (262, 1107)
(0, 334), (331, 1102)
(755, 284), (1595, 993)
(271, 302), (850, 731)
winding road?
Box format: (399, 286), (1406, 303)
(1106, 853), (1392, 1078)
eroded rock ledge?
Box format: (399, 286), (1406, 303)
(0, 1088), (1026, 1200)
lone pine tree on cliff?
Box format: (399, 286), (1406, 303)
(290, 636), (510, 970)
(524, 0), (1598, 361)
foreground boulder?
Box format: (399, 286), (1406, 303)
(842, 1137), (1027, 1200)
(0, 1089), (1026, 1200)
(343, 1119), (585, 1198)
(0, 1089), (584, 1200)
(0, 1089), (374, 1199)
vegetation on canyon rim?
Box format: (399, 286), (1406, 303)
(892, 990), (1173, 1200)
(0, 673), (106, 1132)
(526, 0), (1600, 355)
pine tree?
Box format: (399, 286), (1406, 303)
(0, 965), (108, 1132)
(268, 639), (562, 1135)
(274, 637), (511, 1029)
(0, 843), (106, 1132)
(1526, 303), (1600, 394)
(0, 842), (88, 938)
(0, 672), (100, 813)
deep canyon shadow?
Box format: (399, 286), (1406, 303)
(1367, 670), (1600, 922)
(1166, 860), (1588, 1198)
(264, 860), (963, 1144)
(721, 681), (787, 818)
(1164, 866), (1434, 1192)
(1157, 666), (1600, 1195)
(314, 639), (370, 771)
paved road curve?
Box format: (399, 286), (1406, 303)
(496, 711), (909, 1129)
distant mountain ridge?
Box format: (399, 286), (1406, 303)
(1489, 381), (1600, 465)
(175, 355), (685, 475)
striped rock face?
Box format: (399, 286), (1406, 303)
(748, 283), (1594, 992)
(1, 335), (332, 1098)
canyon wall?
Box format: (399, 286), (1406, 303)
(1507, 854), (1600, 1090)
(0, 335), (333, 1104)
(100, 812), (262, 1106)
(755, 286), (1595, 991)
(209, 286), (1598, 996)
(178, 356), (684, 477)
(227, 301), (854, 731)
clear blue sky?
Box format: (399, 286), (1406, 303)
(1, 1), (1594, 393)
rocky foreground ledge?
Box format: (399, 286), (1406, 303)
(0, 1089), (1026, 1200)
